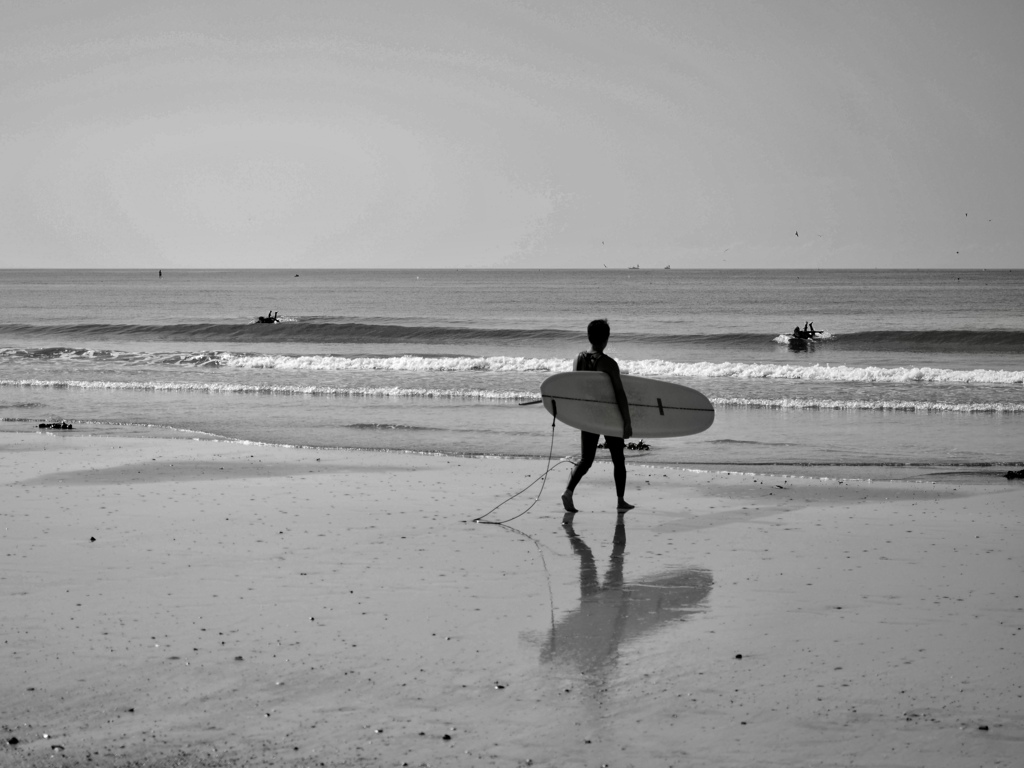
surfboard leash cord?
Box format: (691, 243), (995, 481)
(473, 411), (573, 525)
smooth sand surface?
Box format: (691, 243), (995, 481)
(2, 431), (1022, 767)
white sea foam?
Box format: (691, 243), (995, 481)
(625, 360), (1024, 385)
(0, 378), (535, 401)
(218, 353), (571, 373)
(5, 378), (1023, 413)
(713, 396), (1024, 413)
(212, 353), (1024, 386)
(8, 347), (1020, 386)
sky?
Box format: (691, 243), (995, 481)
(1, 0), (1022, 270)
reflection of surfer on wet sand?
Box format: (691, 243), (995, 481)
(539, 521), (713, 682)
(566, 519), (626, 600)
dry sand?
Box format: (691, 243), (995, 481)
(1, 430), (1022, 767)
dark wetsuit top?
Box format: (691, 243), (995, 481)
(573, 350), (628, 442)
(575, 350), (602, 372)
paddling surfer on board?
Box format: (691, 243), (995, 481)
(562, 318), (634, 520)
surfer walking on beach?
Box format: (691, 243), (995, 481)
(562, 318), (634, 520)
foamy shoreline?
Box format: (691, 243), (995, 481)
(2, 431), (1022, 767)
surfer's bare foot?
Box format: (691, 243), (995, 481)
(616, 498), (635, 512)
(561, 491), (578, 513)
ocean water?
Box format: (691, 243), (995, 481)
(2, 268), (1022, 483)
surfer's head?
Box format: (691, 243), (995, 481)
(587, 318), (611, 351)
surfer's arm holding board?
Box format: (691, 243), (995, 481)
(581, 353), (633, 440)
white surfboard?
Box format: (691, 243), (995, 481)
(540, 372), (714, 438)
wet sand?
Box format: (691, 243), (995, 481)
(2, 431), (1022, 767)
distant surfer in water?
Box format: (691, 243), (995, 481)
(562, 318), (634, 520)
(793, 322), (817, 340)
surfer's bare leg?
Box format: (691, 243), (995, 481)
(564, 431), (598, 513)
(606, 437), (634, 511)
(561, 488), (578, 513)
(561, 488), (578, 515)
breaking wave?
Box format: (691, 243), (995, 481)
(4, 344), (1023, 387)
(716, 397), (1024, 413)
(0, 378), (534, 401)
(187, 352), (1024, 386)
(3, 378), (1022, 413)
